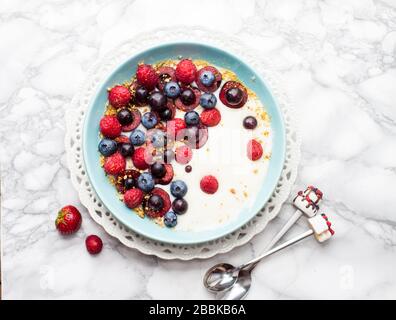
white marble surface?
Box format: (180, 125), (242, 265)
(1, 0), (396, 300)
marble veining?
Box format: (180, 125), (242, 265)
(1, 0), (396, 299)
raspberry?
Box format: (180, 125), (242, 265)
(132, 147), (151, 170)
(175, 59), (197, 84)
(108, 85), (131, 108)
(104, 152), (126, 175)
(100, 115), (122, 138)
(200, 175), (219, 194)
(166, 118), (186, 140)
(247, 139), (263, 161)
(136, 64), (158, 90)
(175, 145), (193, 164)
(124, 188), (144, 208)
(200, 108), (221, 127)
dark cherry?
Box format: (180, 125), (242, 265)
(159, 107), (172, 121)
(135, 86), (148, 104)
(120, 143), (134, 157)
(117, 108), (133, 125)
(225, 87), (243, 105)
(124, 178), (135, 190)
(148, 194), (164, 211)
(172, 198), (188, 215)
(151, 162), (166, 178)
(180, 89), (196, 106)
(185, 165), (192, 173)
(148, 91), (167, 111)
(243, 116), (258, 129)
(163, 149), (175, 163)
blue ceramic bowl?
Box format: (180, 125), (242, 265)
(83, 42), (285, 244)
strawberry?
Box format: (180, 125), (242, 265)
(247, 139), (263, 161)
(136, 64), (158, 90)
(55, 205), (82, 235)
(175, 145), (193, 164)
(132, 147), (151, 170)
(166, 118), (186, 140)
(104, 152), (126, 175)
(175, 59), (197, 84)
(108, 85), (131, 108)
(100, 115), (122, 138)
(124, 188), (144, 208)
(200, 108), (221, 127)
(85, 235), (103, 255)
(200, 175), (219, 194)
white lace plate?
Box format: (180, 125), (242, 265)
(65, 27), (300, 260)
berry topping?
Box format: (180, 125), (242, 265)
(121, 109), (141, 132)
(196, 66), (222, 92)
(166, 118), (186, 140)
(100, 115), (122, 138)
(175, 87), (201, 112)
(247, 139), (263, 161)
(172, 198), (188, 215)
(164, 211), (177, 228)
(180, 88), (196, 105)
(155, 163), (174, 185)
(124, 188), (144, 208)
(115, 169), (140, 194)
(124, 177), (135, 190)
(184, 111), (200, 126)
(55, 205), (82, 235)
(170, 180), (188, 198)
(164, 81), (181, 98)
(137, 172), (155, 192)
(85, 235), (103, 255)
(200, 93), (217, 109)
(151, 162), (166, 178)
(136, 64), (158, 90)
(132, 147), (151, 170)
(220, 81), (248, 108)
(129, 129), (146, 146)
(199, 70), (215, 87)
(185, 165), (192, 173)
(200, 108), (221, 127)
(120, 142), (134, 157)
(144, 187), (171, 218)
(200, 175), (219, 194)
(147, 194), (164, 212)
(175, 59), (197, 84)
(98, 138), (117, 156)
(104, 152), (126, 175)
(117, 108), (133, 126)
(141, 111), (158, 129)
(183, 123), (208, 149)
(162, 149), (175, 164)
(157, 66), (176, 90)
(135, 86), (149, 104)
(243, 116), (257, 129)
(114, 135), (130, 145)
(175, 145), (193, 164)
(159, 108), (172, 121)
(148, 91), (167, 111)
(148, 129), (166, 148)
(108, 85), (131, 108)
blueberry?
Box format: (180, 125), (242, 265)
(164, 211), (177, 228)
(129, 129), (146, 146)
(124, 178), (135, 190)
(200, 93), (217, 109)
(170, 180), (188, 198)
(117, 108), (133, 126)
(151, 162), (166, 178)
(141, 112), (158, 129)
(120, 143), (134, 157)
(243, 116), (257, 129)
(137, 172), (155, 192)
(148, 194), (164, 211)
(159, 108), (172, 121)
(180, 89), (195, 105)
(172, 198), (188, 215)
(199, 70), (215, 87)
(226, 87), (243, 105)
(135, 87), (148, 104)
(151, 130), (166, 148)
(148, 92), (166, 111)
(163, 149), (175, 163)
(98, 138), (117, 156)
(184, 111), (200, 126)
(164, 81), (181, 98)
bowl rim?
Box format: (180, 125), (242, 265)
(83, 41), (286, 244)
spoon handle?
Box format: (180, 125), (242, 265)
(239, 229), (314, 269)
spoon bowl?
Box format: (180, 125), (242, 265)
(216, 269), (252, 300)
(203, 263), (238, 292)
